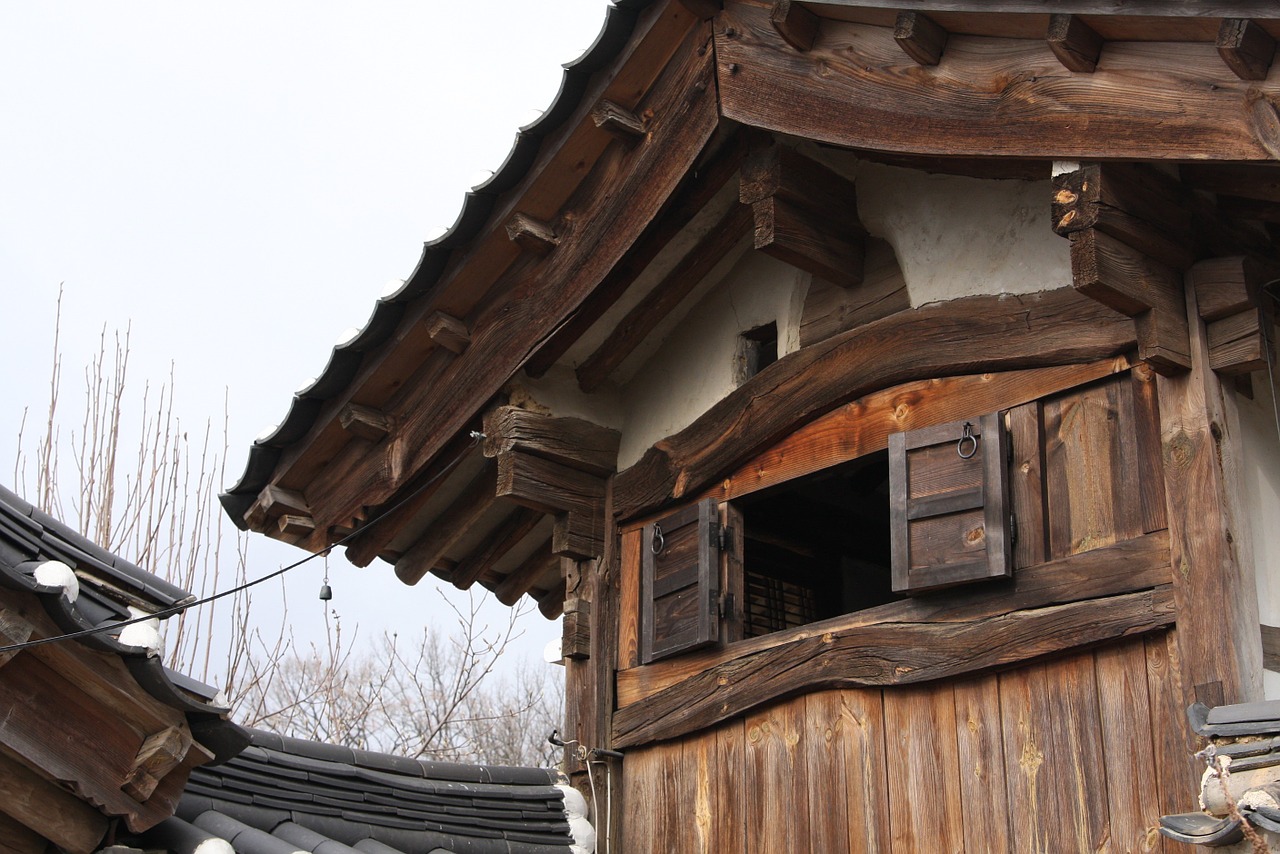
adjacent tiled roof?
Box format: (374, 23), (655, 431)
(0, 483), (246, 762)
(135, 728), (578, 854)
(1159, 698), (1280, 847)
(220, 0), (657, 527)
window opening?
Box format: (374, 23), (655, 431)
(733, 449), (901, 639)
(737, 322), (778, 383)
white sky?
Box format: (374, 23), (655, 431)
(1, 2), (613, 677)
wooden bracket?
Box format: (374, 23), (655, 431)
(425, 311), (471, 355)
(1047, 14), (1102, 73)
(482, 405), (620, 477)
(505, 212), (559, 256)
(770, 0), (820, 52)
(592, 99), (647, 142)
(0, 608), (33, 670)
(497, 451), (606, 559)
(122, 726), (191, 802)
(894, 11), (948, 66)
(339, 403), (393, 442)
(741, 141), (865, 288)
(562, 596), (592, 660)
(277, 514), (316, 539)
(244, 484), (310, 531)
(1191, 256), (1276, 375)
(1217, 18), (1276, 81)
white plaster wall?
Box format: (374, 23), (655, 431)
(850, 162), (1072, 305)
(616, 251), (808, 468)
(1237, 372), (1280, 699)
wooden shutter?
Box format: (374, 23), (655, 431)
(641, 498), (721, 664)
(889, 412), (1012, 594)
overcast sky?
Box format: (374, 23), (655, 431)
(1, 2), (612, 674)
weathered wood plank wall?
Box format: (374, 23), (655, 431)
(621, 633), (1191, 852)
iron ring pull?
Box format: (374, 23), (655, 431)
(651, 522), (665, 555)
(957, 421), (978, 459)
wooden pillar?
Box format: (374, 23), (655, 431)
(1157, 266), (1264, 709)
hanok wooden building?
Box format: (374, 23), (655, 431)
(223, 1), (1280, 850)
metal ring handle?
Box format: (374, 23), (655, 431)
(957, 422), (978, 459)
(651, 523), (665, 555)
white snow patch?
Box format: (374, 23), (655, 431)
(34, 560), (78, 602)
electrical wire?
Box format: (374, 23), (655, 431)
(0, 431), (485, 654)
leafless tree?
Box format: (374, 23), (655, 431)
(11, 289), (562, 767)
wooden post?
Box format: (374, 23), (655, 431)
(1157, 267), (1264, 708)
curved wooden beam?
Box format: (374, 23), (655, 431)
(613, 287), (1135, 521)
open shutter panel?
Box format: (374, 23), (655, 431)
(889, 412), (1012, 594)
(641, 498), (721, 664)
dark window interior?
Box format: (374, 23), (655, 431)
(734, 449), (901, 638)
(739, 322), (778, 381)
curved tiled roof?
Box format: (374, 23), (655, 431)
(135, 728), (579, 854)
(220, 0), (657, 527)
(0, 483), (246, 762)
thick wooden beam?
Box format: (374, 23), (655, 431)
(1047, 14), (1103, 73)
(122, 725), (191, 802)
(494, 543), (559, 606)
(575, 202), (751, 392)
(482, 406), (620, 477)
(425, 312), (470, 355)
(0, 748), (108, 854)
(394, 462), (499, 586)
(592, 99), (647, 142)
(614, 287), (1135, 521)
(741, 140), (864, 288)
(770, 1), (820, 52)
(505, 213), (559, 257)
(1070, 229), (1190, 374)
(1217, 18), (1276, 81)
(282, 26), (720, 545)
(497, 451), (606, 559)
(618, 529), (1170, 707)
(614, 586), (1174, 748)
(1158, 270), (1264, 708)
(522, 127), (748, 379)
(338, 403), (393, 443)
(715, 3), (1280, 161)
(341, 432), (479, 568)
(450, 506), (543, 592)
(893, 11), (947, 66)
(1264, 624), (1280, 671)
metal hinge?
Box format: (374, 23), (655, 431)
(709, 522), (732, 551)
(1010, 513), (1018, 548)
(718, 592), (736, 620)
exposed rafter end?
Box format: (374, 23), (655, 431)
(339, 403), (392, 442)
(425, 311), (470, 355)
(244, 484), (310, 531)
(1217, 18), (1276, 81)
(770, 0), (820, 52)
(277, 514), (317, 538)
(1047, 14), (1102, 73)
(894, 11), (947, 66)
(1191, 256), (1277, 376)
(495, 544), (559, 606)
(393, 463), (498, 586)
(592, 99), (647, 142)
(505, 212), (560, 256)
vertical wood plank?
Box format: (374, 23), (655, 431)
(954, 674), (1011, 854)
(1044, 375), (1144, 559)
(714, 719), (747, 854)
(1042, 653), (1110, 853)
(805, 692), (850, 853)
(618, 528), (642, 670)
(668, 736), (698, 853)
(1131, 365), (1168, 533)
(840, 689), (891, 854)
(1000, 663), (1056, 853)
(884, 684), (964, 852)
(1145, 630), (1201, 828)
(1006, 402), (1048, 569)
(745, 699), (811, 854)
(621, 743), (670, 854)
(1095, 637), (1164, 854)
(689, 729), (716, 854)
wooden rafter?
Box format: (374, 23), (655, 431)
(575, 202), (752, 392)
(449, 506), (544, 592)
(1047, 14), (1103, 73)
(393, 462), (499, 586)
(770, 1), (820, 52)
(495, 543), (559, 607)
(613, 287), (1135, 520)
(893, 11), (948, 66)
(1217, 18), (1276, 81)
(715, 3), (1280, 161)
